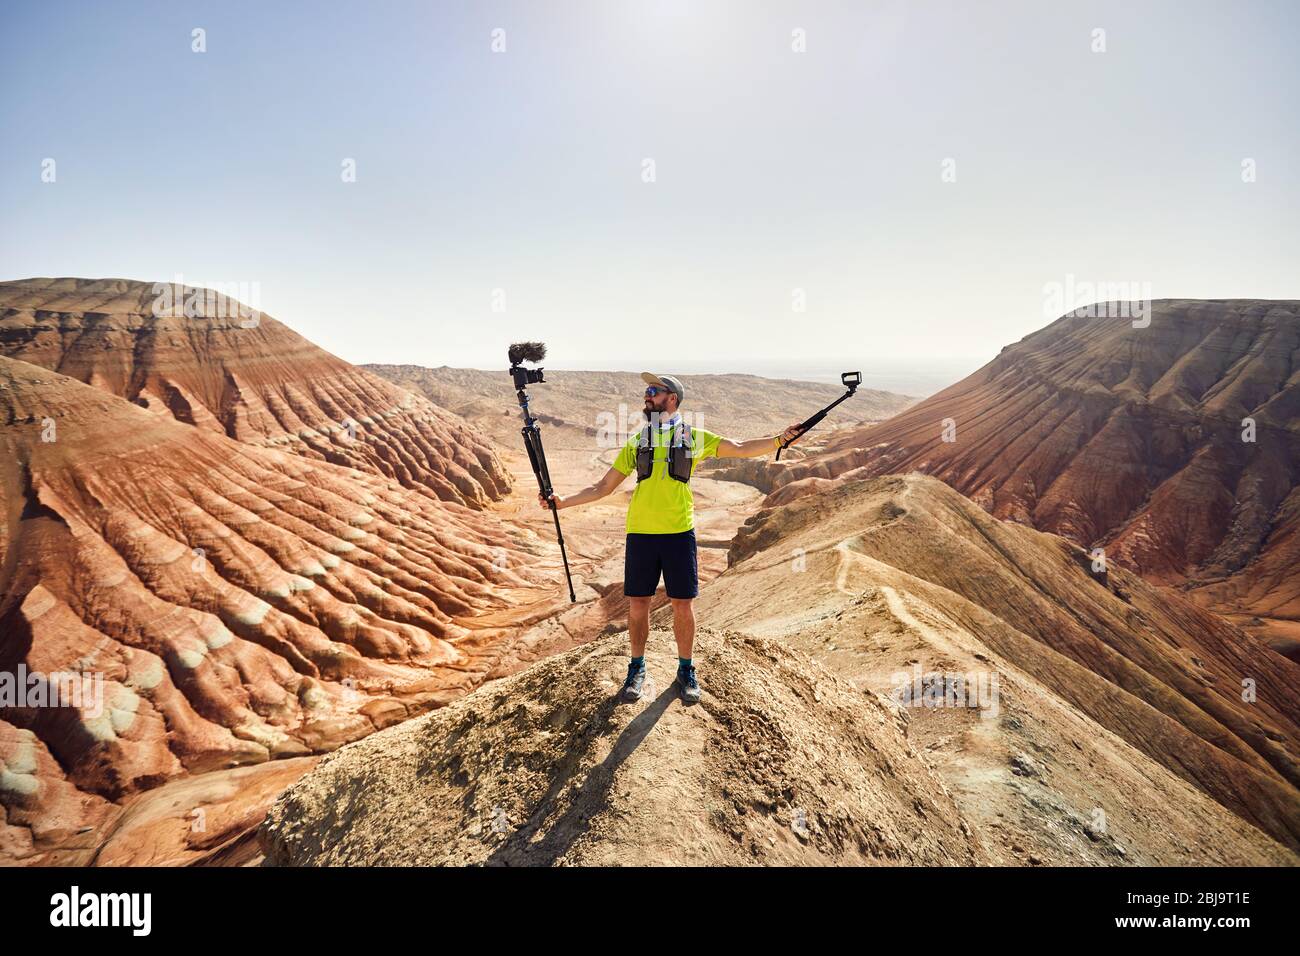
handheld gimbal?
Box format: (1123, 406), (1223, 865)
(776, 370), (862, 461)
(508, 341), (576, 603)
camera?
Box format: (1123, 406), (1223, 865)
(508, 341), (547, 390)
(510, 364), (545, 389)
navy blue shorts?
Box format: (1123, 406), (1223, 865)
(624, 529), (698, 599)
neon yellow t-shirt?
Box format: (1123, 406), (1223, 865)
(612, 425), (723, 534)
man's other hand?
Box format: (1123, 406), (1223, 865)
(538, 491), (562, 510)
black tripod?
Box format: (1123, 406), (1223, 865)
(776, 370), (862, 461)
(509, 342), (576, 603)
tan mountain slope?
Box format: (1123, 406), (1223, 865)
(771, 300), (1300, 657)
(260, 629), (983, 866)
(258, 475), (1297, 866)
(0, 356), (566, 865)
(0, 278), (510, 509)
(702, 473), (1300, 857)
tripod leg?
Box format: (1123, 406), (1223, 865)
(550, 501), (576, 602)
(520, 416), (573, 601)
(523, 427), (545, 488)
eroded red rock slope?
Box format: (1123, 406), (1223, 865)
(0, 355), (562, 863)
(0, 278), (510, 508)
(773, 300), (1300, 655)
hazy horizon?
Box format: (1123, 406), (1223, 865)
(361, 353), (975, 397)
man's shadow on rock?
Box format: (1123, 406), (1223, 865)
(486, 681), (679, 866)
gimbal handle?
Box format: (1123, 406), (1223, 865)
(776, 377), (859, 461)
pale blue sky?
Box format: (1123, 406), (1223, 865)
(2, 0), (1296, 380)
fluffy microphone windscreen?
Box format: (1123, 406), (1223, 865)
(508, 341), (547, 364)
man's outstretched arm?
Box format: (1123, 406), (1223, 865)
(537, 465), (628, 511)
(716, 423), (804, 459)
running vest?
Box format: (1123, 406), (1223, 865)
(635, 420), (694, 484)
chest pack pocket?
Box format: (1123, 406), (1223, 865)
(635, 421), (694, 484)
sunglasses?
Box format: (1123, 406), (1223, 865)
(644, 386), (669, 397)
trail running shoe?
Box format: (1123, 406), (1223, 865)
(621, 662), (646, 701)
(676, 665), (701, 703)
